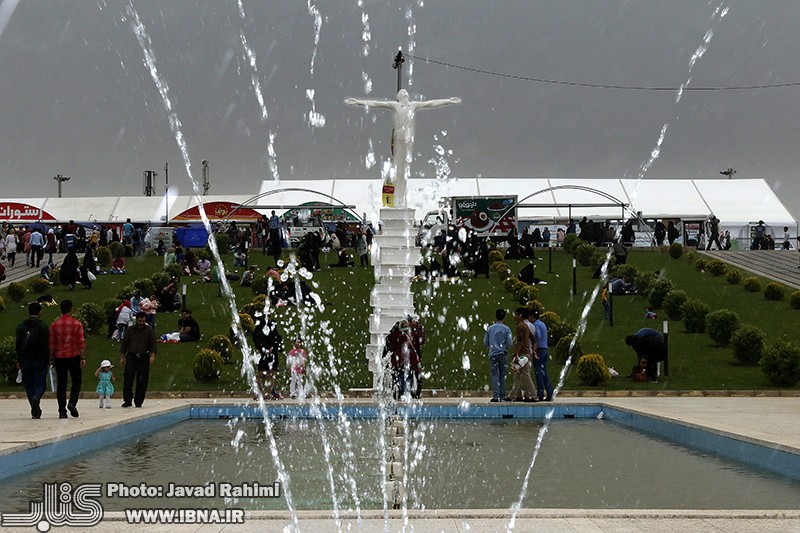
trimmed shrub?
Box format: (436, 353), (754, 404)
(706, 309), (740, 346)
(574, 242), (597, 267)
(76, 302), (106, 335)
(496, 266), (512, 281)
(791, 291), (800, 310)
(49, 267), (61, 285)
(554, 333), (583, 364)
(761, 340), (800, 387)
(230, 312), (256, 346)
(0, 295), (5, 313)
(548, 320), (576, 348)
(685, 251), (695, 264)
(151, 271), (172, 293)
(116, 285), (135, 301)
(576, 353), (611, 386)
(730, 324), (767, 365)
(6, 282), (27, 303)
(726, 269), (743, 285)
(648, 278), (675, 309)
(109, 241), (125, 259)
(694, 258), (709, 272)
(764, 282), (785, 301)
(241, 295), (268, 318)
(163, 263), (182, 279)
(610, 264), (638, 282)
(706, 259), (728, 276)
(633, 270), (658, 296)
(662, 290), (689, 321)
(101, 298), (121, 324)
(517, 284), (539, 305)
(681, 298), (709, 333)
(207, 334), (236, 364)
(524, 299), (545, 317)
(490, 260), (509, 272)
(28, 277), (50, 294)
(124, 244), (134, 257)
(668, 242), (684, 259)
(133, 278), (157, 299)
(562, 233), (580, 254)
(208, 233), (229, 255)
(193, 348), (224, 382)
(196, 248), (212, 261)
(488, 250), (504, 264)
(742, 277), (762, 293)
(538, 311), (562, 332)
(251, 274), (276, 296)
(509, 279), (526, 296)
(0, 336), (18, 384)
(95, 246), (112, 267)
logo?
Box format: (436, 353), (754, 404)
(0, 482), (103, 532)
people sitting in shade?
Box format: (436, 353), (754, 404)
(177, 309), (200, 343)
(110, 256), (126, 274)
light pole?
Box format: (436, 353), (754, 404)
(719, 168), (736, 179)
(53, 174), (71, 198)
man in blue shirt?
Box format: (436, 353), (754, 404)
(483, 308), (513, 402)
(122, 218), (134, 245)
(529, 309), (554, 401)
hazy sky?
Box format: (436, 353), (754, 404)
(1, 0), (799, 218)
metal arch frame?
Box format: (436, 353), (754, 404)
(221, 188), (365, 224)
(494, 184), (654, 241)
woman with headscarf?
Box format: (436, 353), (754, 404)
(59, 250), (80, 290)
(45, 229), (58, 266)
(80, 250), (98, 289)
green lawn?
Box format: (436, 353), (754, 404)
(2, 246), (799, 394)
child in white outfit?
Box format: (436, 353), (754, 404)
(286, 339), (307, 399)
(95, 359), (116, 408)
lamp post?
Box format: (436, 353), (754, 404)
(719, 168), (736, 179)
(53, 174), (71, 198)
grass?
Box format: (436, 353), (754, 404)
(1, 246), (799, 394)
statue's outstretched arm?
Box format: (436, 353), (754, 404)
(344, 97), (397, 109)
(412, 97), (461, 109)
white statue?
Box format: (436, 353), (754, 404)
(346, 89), (461, 208)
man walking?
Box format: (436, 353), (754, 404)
(530, 309), (554, 401)
(509, 307), (537, 402)
(29, 226), (45, 268)
(49, 299), (86, 418)
(16, 302), (50, 419)
(483, 308), (513, 402)
(120, 312), (157, 408)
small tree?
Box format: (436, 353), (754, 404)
(28, 277), (50, 294)
(685, 251), (695, 264)
(730, 324), (766, 365)
(76, 302), (106, 336)
(648, 278), (675, 309)
(668, 242), (683, 259)
(761, 340), (800, 387)
(96, 246), (112, 266)
(681, 298), (709, 333)
(576, 353), (611, 386)
(517, 284), (538, 304)
(706, 309), (740, 346)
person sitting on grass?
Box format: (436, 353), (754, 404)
(194, 257), (212, 278)
(177, 309), (200, 343)
(241, 265), (256, 287)
(110, 255), (126, 275)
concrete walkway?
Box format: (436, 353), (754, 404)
(1, 397), (799, 532)
(699, 249), (800, 290)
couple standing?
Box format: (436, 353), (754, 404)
(484, 307), (553, 403)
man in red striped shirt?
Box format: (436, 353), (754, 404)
(49, 299), (86, 418)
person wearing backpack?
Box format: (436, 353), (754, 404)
(16, 302), (50, 419)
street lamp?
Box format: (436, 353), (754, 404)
(719, 168), (736, 179)
(53, 174), (71, 198)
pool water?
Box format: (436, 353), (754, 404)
(0, 418), (797, 511)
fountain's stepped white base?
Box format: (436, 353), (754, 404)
(366, 208), (420, 390)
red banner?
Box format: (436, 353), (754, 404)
(0, 202), (56, 222)
(172, 201), (261, 222)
